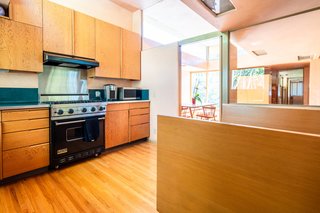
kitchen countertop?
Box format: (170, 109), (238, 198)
(0, 103), (50, 110)
(107, 100), (150, 104)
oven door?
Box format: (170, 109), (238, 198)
(51, 115), (105, 160)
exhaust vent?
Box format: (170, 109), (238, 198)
(297, 55), (312, 61)
(201, 0), (235, 16)
(252, 50), (267, 56)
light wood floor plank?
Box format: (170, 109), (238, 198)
(0, 141), (157, 213)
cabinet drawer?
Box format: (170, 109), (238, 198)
(130, 108), (149, 116)
(2, 109), (49, 121)
(3, 128), (49, 151)
(130, 123), (150, 142)
(129, 102), (150, 109)
(107, 104), (129, 112)
(2, 118), (49, 133)
(3, 143), (49, 178)
(130, 114), (150, 126)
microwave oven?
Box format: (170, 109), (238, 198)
(118, 87), (142, 101)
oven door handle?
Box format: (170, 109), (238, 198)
(55, 120), (86, 126)
(55, 117), (105, 126)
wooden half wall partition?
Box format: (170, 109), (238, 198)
(222, 104), (320, 135)
(157, 115), (320, 212)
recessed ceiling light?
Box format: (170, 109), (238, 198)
(252, 50), (267, 56)
(201, 0), (235, 16)
(297, 55), (312, 61)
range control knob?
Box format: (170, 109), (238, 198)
(82, 108), (87, 113)
(99, 106), (106, 111)
(68, 109), (74, 114)
(57, 109), (64, 115)
(91, 107), (96, 112)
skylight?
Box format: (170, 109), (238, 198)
(143, 0), (217, 46)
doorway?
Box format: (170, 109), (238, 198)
(278, 69), (304, 105)
(179, 36), (221, 120)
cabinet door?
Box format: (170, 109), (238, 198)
(130, 123), (150, 142)
(105, 110), (129, 148)
(94, 20), (121, 78)
(10, 0), (43, 27)
(43, 0), (73, 55)
(3, 143), (49, 178)
(0, 18), (42, 72)
(121, 29), (141, 80)
(74, 12), (95, 59)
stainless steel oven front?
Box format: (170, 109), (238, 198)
(51, 115), (105, 168)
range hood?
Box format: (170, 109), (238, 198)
(43, 52), (99, 69)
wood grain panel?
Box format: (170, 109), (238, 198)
(129, 102), (149, 109)
(121, 29), (141, 80)
(3, 128), (49, 151)
(105, 110), (129, 148)
(130, 123), (149, 142)
(3, 143), (49, 178)
(2, 109), (49, 121)
(43, 0), (73, 55)
(0, 18), (42, 72)
(130, 114), (149, 126)
(93, 19), (121, 78)
(222, 104), (320, 135)
(10, 0), (43, 27)
(158, 116), (320, 212)
(74, 11), (95, 59)
(107, 103), (129, 112)
(2, 119), (49, 133)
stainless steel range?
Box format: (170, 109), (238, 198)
(39, 65), (106, 169)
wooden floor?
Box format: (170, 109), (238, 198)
(0, 141), (157, 213)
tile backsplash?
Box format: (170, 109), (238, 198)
(0, 88), (39, 104)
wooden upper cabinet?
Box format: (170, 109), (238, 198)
(0, 18), (43, 72)
(43, 0), (73, 55)
(10, 0), (43, 27)
(121, 29), (141, 80)
(93, 19), (121, 78)
(74, 12), (95, 59)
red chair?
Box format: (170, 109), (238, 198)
(196, 105), (217, 121)
(181, 106), (191, 118)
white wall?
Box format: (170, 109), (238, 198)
(49, 0), (134, 30)
(0, 71), (38, 88)
(133, 43), (180, 142)
(309, 59), (320, 105)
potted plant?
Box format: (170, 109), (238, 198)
(192, 80), (202, 105)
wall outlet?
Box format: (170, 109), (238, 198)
(95, 91), (101, 98)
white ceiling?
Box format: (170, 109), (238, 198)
(231, 9), (320, 68)
(111, 0), (163, 11)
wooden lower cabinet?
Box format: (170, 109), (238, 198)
(105, 110), (129, 148)
(0, 108), (50, 180)
(106, 102), (150, 148)
(130, 123), (150, 142)
(3, 143), (49, 178)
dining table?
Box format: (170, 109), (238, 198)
(181, 103), (215, 118)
